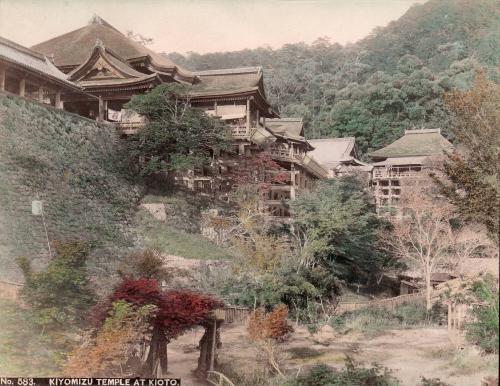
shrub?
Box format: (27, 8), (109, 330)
(464, 275), (499, 353)
(17, 240), (95, 330)
(331, 302), (439, 335)
(419, 377), (451, 386)
(284, 357), (400, 386)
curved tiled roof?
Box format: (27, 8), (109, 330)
(0, 36), (82, 92)
(308, 137), (358, 169)
(266, 118), (304, 138)
(369, 129), (453, 160)
(30, 16), (194, 82)
(191, 67), (262, 94)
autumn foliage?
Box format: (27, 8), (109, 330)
(248, 304), (294, 343)
(74, 277), (223, 376)
(247, 304), (293, 376)
(157, 290), (223, 337)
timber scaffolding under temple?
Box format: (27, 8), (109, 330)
(9, 15), (328, 216)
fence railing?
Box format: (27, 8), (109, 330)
(207, 371), (235, 386)
(336, 292), (426, 314)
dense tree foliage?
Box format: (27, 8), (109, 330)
(464, 275), (499, 353)
(433, 72), (499, 240)
(125, 84), (230, 176)
(167, 0), (499, 155)
(291, 175), (389, 282)
(16, 241), (95, 330)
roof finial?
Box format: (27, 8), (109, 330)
(89, 14), (103, 25)
(94, 38), (104, 48)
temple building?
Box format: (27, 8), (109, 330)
(308, 137), (372, 178)
(266, 118), (329, 216)
(24, 16), (327, 216)
(369, 128), (453, 212)
(0, 36), (95, 108)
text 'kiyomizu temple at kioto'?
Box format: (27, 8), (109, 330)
(0, 15), (328, 216)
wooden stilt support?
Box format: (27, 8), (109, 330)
(246, 98), (251, 133)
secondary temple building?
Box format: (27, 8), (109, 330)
(369, 128), (453, 212)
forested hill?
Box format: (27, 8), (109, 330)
(167, 0), (500, 155)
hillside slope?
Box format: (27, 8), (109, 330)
(0, 94), (141, 282)
(167, 0), (500, 154)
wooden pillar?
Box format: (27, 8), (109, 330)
(98, 97), (104, 122)
(38, 86), (44, 103)
(214, 101), (217, 115)
(246, 98), (251, 132)
(55, 90), (62, 109)
(0, 67), (5, 92)
(256, 109), (260, 126)
(209, 319), (217, 371)
(19, 78), (26, 97)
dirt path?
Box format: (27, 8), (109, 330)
(167, 323), (497, 386)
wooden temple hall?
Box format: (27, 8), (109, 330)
(27, 16), (279, 128)
(0, 16), (329, 216)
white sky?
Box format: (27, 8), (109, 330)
(0, 0), (426, 54)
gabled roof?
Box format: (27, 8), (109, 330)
(66, 40), (161, 91)
(68, 41), (149, 80)
(369, 129), (453, 160)
(266, 118), (312, 148)
(308, 137), (364, 170)
(30, 15), (195, 83)
(0, 36), (83, 93)
(266, 118), (304, 138)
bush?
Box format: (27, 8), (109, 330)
(284, 358), (400, 386)
(464, 275), (499, 353)
(17, 240), (95, 330)
(331, 302), (439, 335)
(419, 377), (451, 386)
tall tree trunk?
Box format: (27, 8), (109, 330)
(425, 261), (432, 311)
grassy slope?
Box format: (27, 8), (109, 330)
(136, 208), (234, 260)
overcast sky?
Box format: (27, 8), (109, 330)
(0, 0), (426, 54)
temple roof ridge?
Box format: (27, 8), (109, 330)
(194, 66), (262, 76)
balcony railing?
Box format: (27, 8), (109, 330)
(229, 125), (249, 138)
(270, 149), (304, 162)
(373, 167), (424, 179)
(115, 121), (146, 135)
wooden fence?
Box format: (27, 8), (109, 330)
(0, 280), (23, 301)
(336, 292), (426, 314)
(213, 306), (249, 324)
(207, 371), (235, 386)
